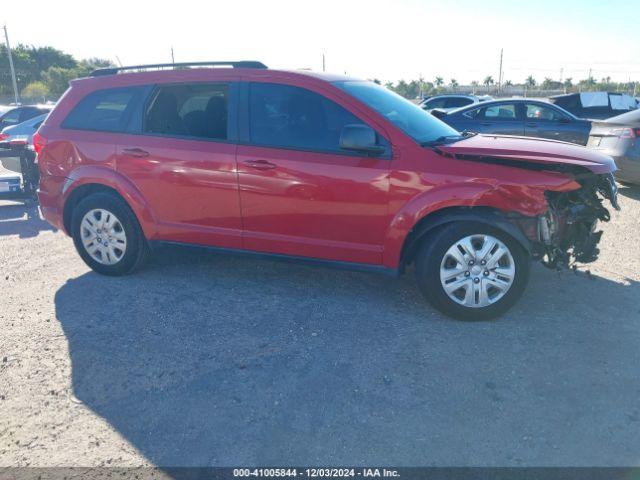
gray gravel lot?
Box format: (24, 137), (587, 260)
(1, 175), (639, 467)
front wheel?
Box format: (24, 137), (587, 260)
(415, 222), (530, 321)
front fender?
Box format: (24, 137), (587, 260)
(63, 165), (157, 238)
(382, 181), (548, 269)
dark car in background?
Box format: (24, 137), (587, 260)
(0, 105), (52, 130)
(550, 92), (639, 120)
(587, 109), (640, 184)
(434, 99), (592, 145)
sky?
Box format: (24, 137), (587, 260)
(2, 0), (639, 85)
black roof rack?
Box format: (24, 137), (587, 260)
(90, 61), (267, 77)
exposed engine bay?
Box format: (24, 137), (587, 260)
(537, 172), (620, 268)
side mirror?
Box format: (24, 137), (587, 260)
(339, 124), (385, 155)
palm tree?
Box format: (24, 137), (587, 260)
(504, 80), (513, 87)
(525, 75), (536, 88)
(563, 78), (573, 88)
(449, 78), (458, 91)
(434, 76), (444, 87)
(470, 80), (479, 94)
(483, 76), (494, 86)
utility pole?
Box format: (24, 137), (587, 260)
(3, 25), (20, 105)
(560, 68), (563, 83)
(498, 48), (503, 94)
(322, 53), (325, 72)
(171, 47), (175, 64)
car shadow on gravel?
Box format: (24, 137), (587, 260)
(0, 200), (57, 238)
(618, 184), (640, 201)
(54, 244), (640, 467)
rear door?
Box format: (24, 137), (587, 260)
(116, 80), (243, 248)
(467, 102), (524, 136)
(236, 81), (391, 264)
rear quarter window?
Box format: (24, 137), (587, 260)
(62, 87), (147, 132)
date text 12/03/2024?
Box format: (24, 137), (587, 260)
(233, 468), (400, 477)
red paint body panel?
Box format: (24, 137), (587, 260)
(237, 145), (389, 263)
(437, 134), (617, 174)
(116, 135), (242, 248)
(36, 67), (616, 271)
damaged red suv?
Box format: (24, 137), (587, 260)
(36, 61), (620, 320)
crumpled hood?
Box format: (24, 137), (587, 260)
(436, 134), (616, 175)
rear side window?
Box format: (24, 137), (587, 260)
(249, 83), (367, 153)
(63, 87), (145, 132)
(446, 97), (474, 108)
(482, 104), (517, 120)
(423, 98), (448, 109)
(144, 83), (229, 140)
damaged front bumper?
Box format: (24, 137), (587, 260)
(535, 172), (620, 268)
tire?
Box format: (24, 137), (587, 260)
(70, 192), (150, 276)
(415, 221), (530, 321)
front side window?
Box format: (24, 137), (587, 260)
(144, 83), (229, 140)
(526, 104), (566, 121)
(249, 83), (370, 153)
(335, 81), (460, 144)
(482, 104), (517, 120)
(63, 87), (145, 132)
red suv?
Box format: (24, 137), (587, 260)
(35, 61), (620, 320)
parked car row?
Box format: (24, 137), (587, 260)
(427, 95), (639, 184)
(432, 99), (592, 145)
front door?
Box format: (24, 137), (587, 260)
(236, 82), (391, 264)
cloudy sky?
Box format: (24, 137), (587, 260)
(3, 0), (638, 84)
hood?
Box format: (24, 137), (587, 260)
(436, 134), (616, 175)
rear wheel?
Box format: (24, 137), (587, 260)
(415, 222), (530, 321)
(71, 193), (149, 276)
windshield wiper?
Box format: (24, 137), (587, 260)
(420, 130), (477, 147)
(420, 135), (463, 147)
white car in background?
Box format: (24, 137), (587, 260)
(0, 113), (48, 173)
(420, 94), (493, 113)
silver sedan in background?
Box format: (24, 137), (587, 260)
(588, 109), (640, 185)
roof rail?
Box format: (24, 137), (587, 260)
(90, 61), (268, 77)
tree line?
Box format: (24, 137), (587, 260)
(377, 75), (638, 99)
(0, 44), (112, 101)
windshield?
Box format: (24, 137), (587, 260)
(335, 81), (461, 145)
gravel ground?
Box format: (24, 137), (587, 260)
(1, 173), (639, 467)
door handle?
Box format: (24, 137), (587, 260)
(243, 159), (277, 170)
(526, 122), (538, 127)
(122, 148), (150, 158)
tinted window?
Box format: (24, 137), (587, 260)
(482, 104), (517, 120)
(63, 87), (144, 132)
(526, 104), (566, 121)
(446, 97), (474, 108)
(336, 81), (460, 144)
(0, 108), (22, 129)
(144, 83), (228, 140)
(249, 83), (368, 152)
(423, 98), (448, 109)
(463, 108), (482, 119)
